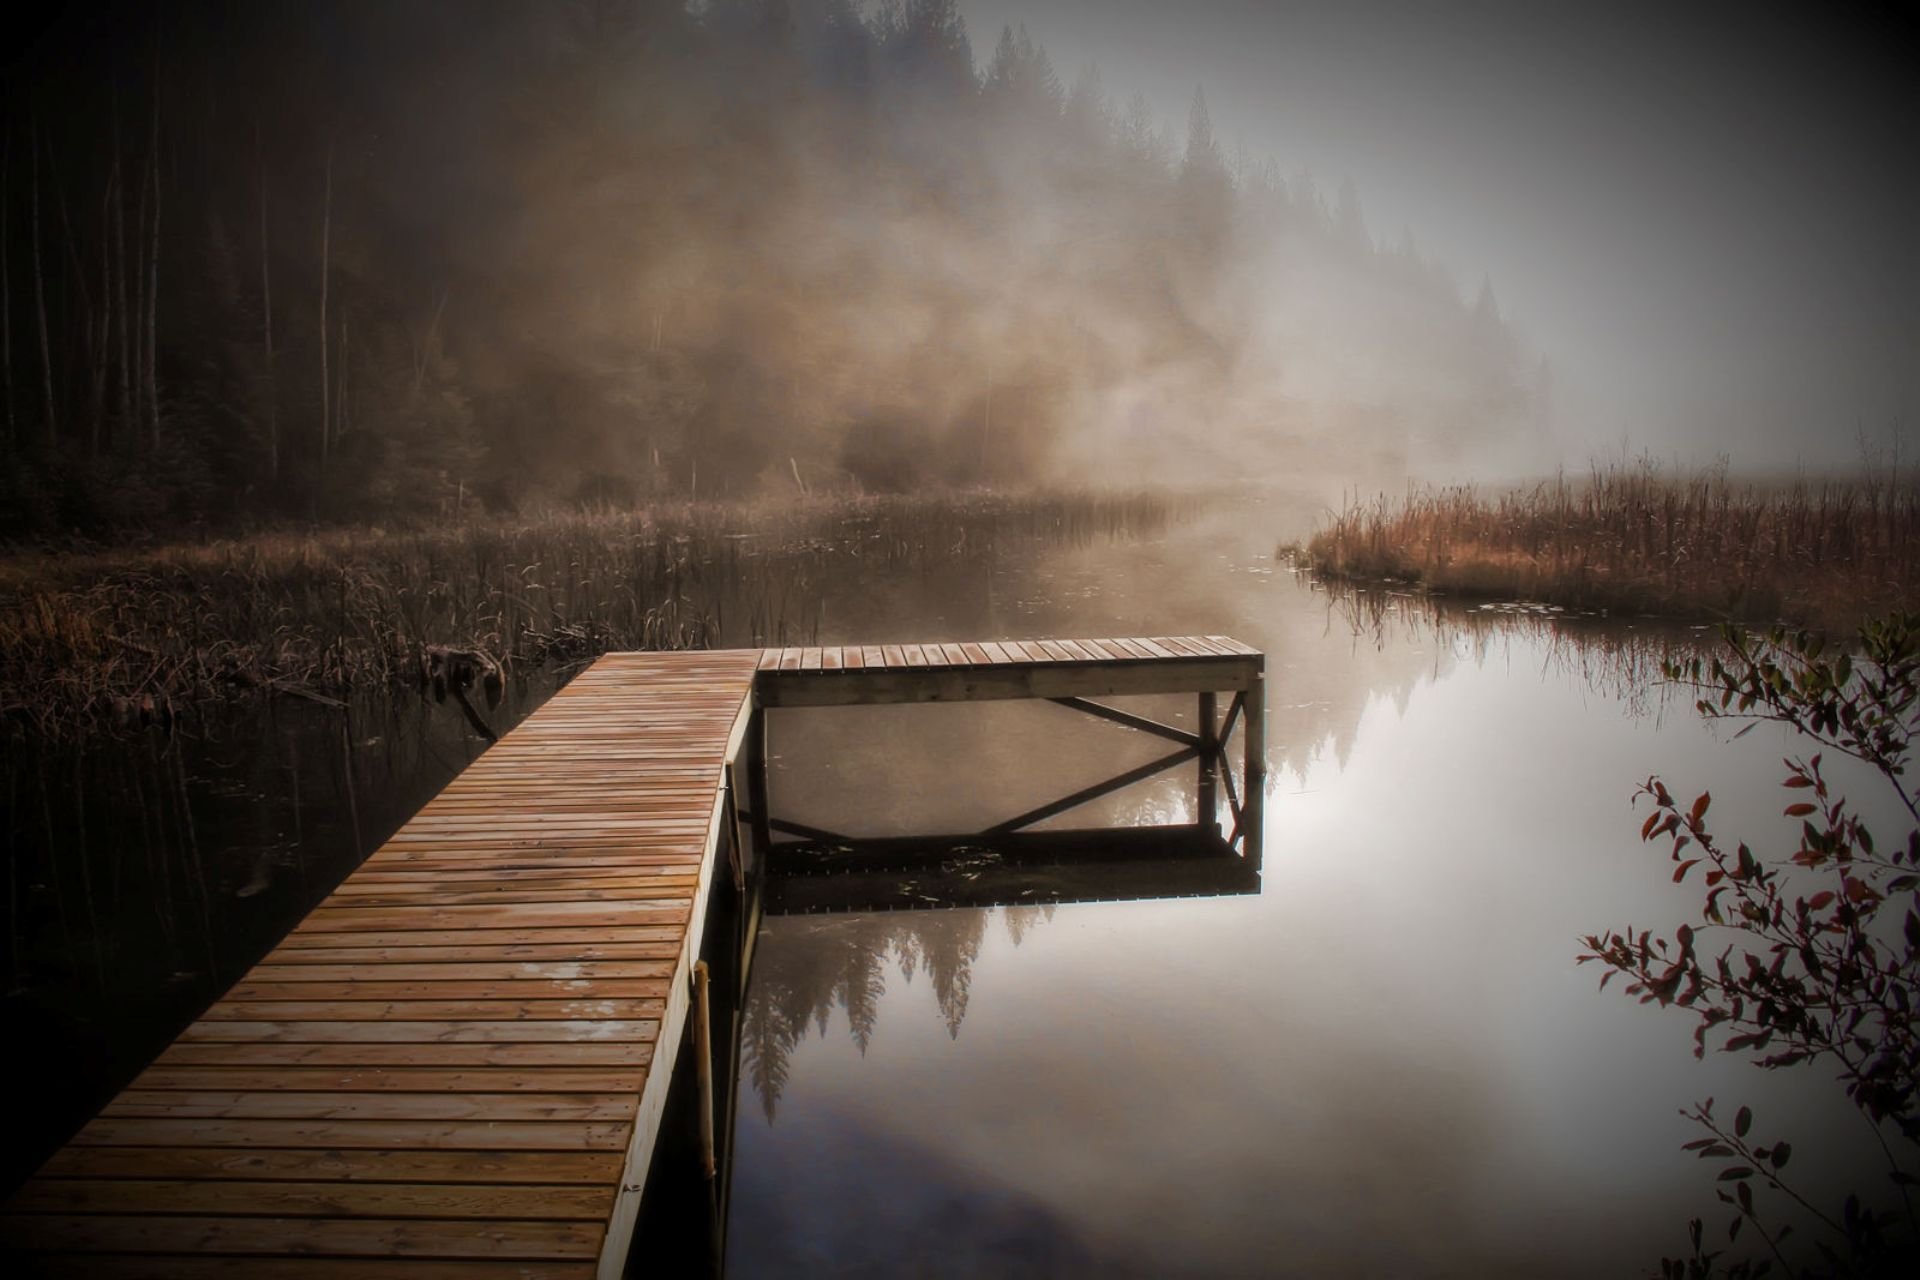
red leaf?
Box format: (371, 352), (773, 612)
(1784, 803), (1817, 817)
(1673, 859), (1702, 883)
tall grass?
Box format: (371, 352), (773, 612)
(0, 489), (1179, 734)
(1301, 462), (1920, 633)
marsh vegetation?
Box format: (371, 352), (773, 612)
(1299, 462), (1920, 634)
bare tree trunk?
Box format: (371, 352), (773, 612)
(318, 141), (332, 472)
(145, 72), (161, 451)
(336, 315), (349, 443)
(257, 120), (277, 481)
(90, 166), (113, 455)
(112, 101), (133, 441)
(2, 124), (15, 451)
(30, 115), (57, 450)
(411, 287), (447, 399)
(48, 142), (99, 457)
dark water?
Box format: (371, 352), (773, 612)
(1, 497), (1899, 1275)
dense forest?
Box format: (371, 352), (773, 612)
(0, 0), (1547, 534)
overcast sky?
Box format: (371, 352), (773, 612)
(956, 0), (1918, 470)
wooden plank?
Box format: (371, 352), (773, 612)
(154, 1043), (651, 1069)
(175, 1020), (658, 1044)
(800, 647), (823, 670)
(270, 924), (687, 955)
(756, 647), (781, 670)
(0, 1215), (604, 1260)
(958, 642), (992, 665)
(941, 643), (974, 665)
(1128, 636), (1180, 659)
(69, 1118), (634, 1151)
(881, 643), (906, 668)
(35, 1146), (622, 1186)
(253, 959), (674, 979)
(1054, 639), (1100, 661)
(13, 1256), (595, 1279)
(821, 646), (842, 671)
(1207, 634), (1262, 656)
(104, 1092), (637, 1123)
(225, 979), (670, 1004)
(130, 1067), (647, 1095)
(197, 999), (666, 1023)
(8, 1179), (617, 1221)
(901, 643), (929, 667)
(860, 645), (886, 669)
(777, 647), (802, 671)
(980, 640), (1014, 664)
(841, 646), (864, 670)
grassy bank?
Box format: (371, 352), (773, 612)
(1298, 464), (1920, 633)
(0, 489), (1179, 735)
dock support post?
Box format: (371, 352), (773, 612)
(1197, 691), (1218, 832)
(1243, 671), (1265, 784)
(745, 705), (772, 862)
(693, 961), (716, 1181)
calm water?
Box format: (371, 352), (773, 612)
(0, 497), (1898, 1274)
(727, 501), (1896, 1277)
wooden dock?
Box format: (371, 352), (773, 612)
(2, 637), (1262, 1277)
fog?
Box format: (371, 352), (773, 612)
(0, 1), (1911, 532)
(963, 0), (1919, 471)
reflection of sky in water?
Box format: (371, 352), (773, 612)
(730, 509), (1897, 1276)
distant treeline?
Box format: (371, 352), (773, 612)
(0, 0), (1545, 534)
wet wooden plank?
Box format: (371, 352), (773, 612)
(224, 979), (672, 1003)
(154, 1043), (652, 1070)
(130, 1067), (648, 1095)
(19, 1254), (593, 1279)
(0, 1215), (604, 1260)
(9, 1179), (616, 1222)
(103, 1092), (637, 1123)
(35, 1146), (622, 1186)
(69, 1118), (635, 1152)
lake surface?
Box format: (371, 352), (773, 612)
(1, 495), (1898, 1274)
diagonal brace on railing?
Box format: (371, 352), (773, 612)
(983, 745), (1199, 835)
(1049, 696), (1200, 748)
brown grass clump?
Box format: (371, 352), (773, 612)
(1302, 462), (1920, 634)
(0, 488), (1177, 735)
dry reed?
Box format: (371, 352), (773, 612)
(1301, 462), (1920, 634)
(0, 489), (1178, 735)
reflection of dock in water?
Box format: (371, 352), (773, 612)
(764, 824), (1261, 915)
(2, 637), (1263, 1279)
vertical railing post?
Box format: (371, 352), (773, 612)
(692, 961), (716, 1181)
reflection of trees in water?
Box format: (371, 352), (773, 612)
(1271, 578), (1719, 778)
(744, 905), (1053, 1122)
